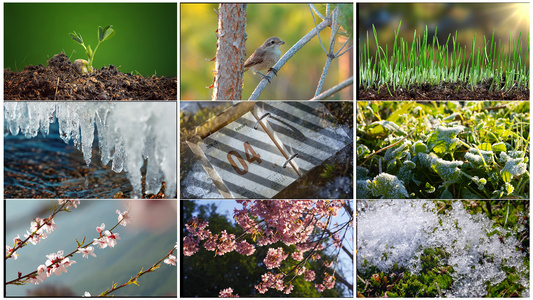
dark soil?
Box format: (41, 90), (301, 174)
(4, 53), (177, 100)
(358, 81), (529, 100)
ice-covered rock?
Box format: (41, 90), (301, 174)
(4, 102), (176, 198)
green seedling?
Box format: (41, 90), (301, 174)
(70, 25), (115, 75)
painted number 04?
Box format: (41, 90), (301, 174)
(227, 142), (262, 175)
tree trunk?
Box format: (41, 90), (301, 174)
(212, 4), (247, 100)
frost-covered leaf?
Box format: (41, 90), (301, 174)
(397, 164), (413, 186)
(357, 180), (373, 199)
(431, 158), (463, 186)
(427, 125), (465, 154)
(501, 157), (527, 182)
(465, 148), (493, 167)
(367, 173), (409, 199)
(384, 141), (410, 163)
(368, 120), (406, 135)
(357, 144), (370, 159)
(413, 141), (427, 154)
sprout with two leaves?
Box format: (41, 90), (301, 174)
(70, 25), (115, 75)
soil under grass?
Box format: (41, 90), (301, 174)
(358, 81), (530, 100)
(4, 53), (177, 100)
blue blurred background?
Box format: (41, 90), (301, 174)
(6, 200), (177, 296)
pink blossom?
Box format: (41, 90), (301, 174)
(219, 287), (238, 297)
(116, 209), (131, 227)
(284, 284), (294, 294)
(254, 272), (285, 294)
(44, 251), (76, 277)
(185, 217), (211, 240)
(304, 270), (316, 282)
(183, 235), (199, 256)
(77, 246), (97, 258)
(291, 251), (304, 261)
(296, 266), (306, 276)
(215, 230), (235, 256)
(263, 247), (288, 269)
(28, 276), (42, 285)
(36, 265), (47, 282)
(315, 272), (335, 292)
(58, 199), (80, 209)
(13, 235), (23, 247)
(6, 246), (19, 260)
(104, 230), (120, 248)
(164, 255), (177, 266)
(203, 234), (218, 252)
(25, 229), (46, 245)
(96, 223), (105, 235)
(93, 237), (108, 249)
(235, 240), (255, 256)
(41, 218), (57, 234)
(83, 291), (91, 297)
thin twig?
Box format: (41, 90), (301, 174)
(309, 4), (325, 20)
(310, 76), (353, 100)
(309, 4), (328, 54)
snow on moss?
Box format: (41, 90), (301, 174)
(357, 200), (529, 297)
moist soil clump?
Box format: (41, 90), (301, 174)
(4, 52), (176, 100)
(358, 81), (529, 100)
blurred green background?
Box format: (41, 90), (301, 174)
(358, 3), (530, 67)
(180, 3), (353, 100)
(4, 3), (177, 77)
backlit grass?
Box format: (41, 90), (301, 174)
(359, 21), (530, 93)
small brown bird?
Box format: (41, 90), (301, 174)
(244, 37), (285, 82)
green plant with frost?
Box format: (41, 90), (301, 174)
(70, 25), (115, 75)
(357, 101), (529, 199)
(367, 173), (409, 199)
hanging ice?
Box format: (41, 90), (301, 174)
(4, 102), (177, 198)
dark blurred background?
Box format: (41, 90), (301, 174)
(358, 3), (529, 66)
(4, 3), (177, 77)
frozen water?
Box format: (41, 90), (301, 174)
(357, 200), (529, 297)
(4, 102), (176, 198)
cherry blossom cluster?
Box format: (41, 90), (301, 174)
(28, 250), (77, 284)
(6, 200), (80, 260)
(219, 287), (239, 297)
(315, 272), (335, 292)
(183, 200), (351, 296)
(254, 272), (292, 294)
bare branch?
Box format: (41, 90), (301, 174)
(309, 3), (325, 20)
(310, 76), (353, 100)
(335, 37), (353, 57)
(309, 4), (328, 55)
